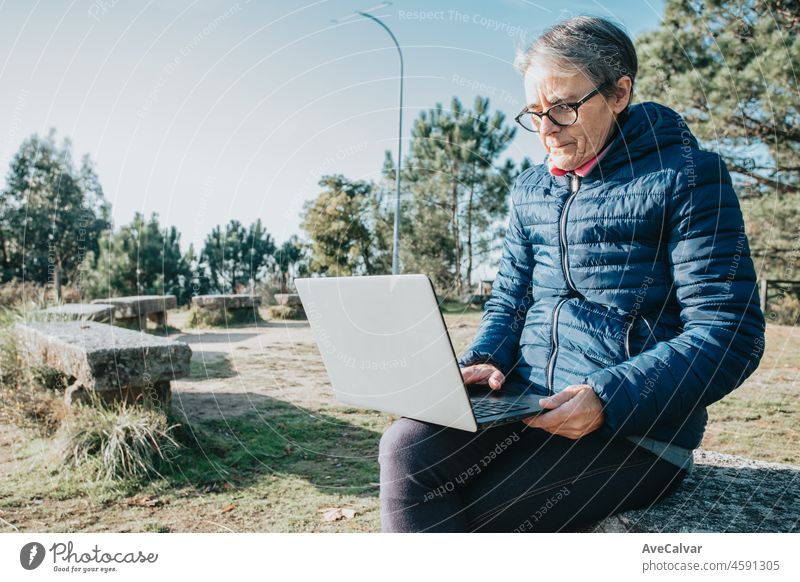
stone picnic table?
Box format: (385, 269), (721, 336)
(15, 320), (191, 410)
(268, 293), (305, 319)
(91, 295), (177, 329)
(191, 294), (261, 311)
(40, 303), (115, 322)
(274, 293), (302, 307)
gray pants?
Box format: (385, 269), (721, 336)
(378, 417), (687, 532)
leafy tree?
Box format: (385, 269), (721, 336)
(0, 130), (110, 298)
(392, 96), (528, 294)
(199, 219), (276, 293)
(635, 0), (799, 277)
(82, 212), (193, 304)
(274, 235), (308, 292)
(300, 175), (388, 276)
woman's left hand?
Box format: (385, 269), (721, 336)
(523, 384), (605, 439)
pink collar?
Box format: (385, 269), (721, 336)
(547, 139), (614, 177)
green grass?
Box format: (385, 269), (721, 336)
(160, 401), (383, 495)
(1, 301), (797, 532)
(438, 299), (484, 315)
(700, 324), (799, 465)
(0, 398), (389, 532)
(55, 398), (182, 482)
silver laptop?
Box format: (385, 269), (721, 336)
(294, 274), (544, 432)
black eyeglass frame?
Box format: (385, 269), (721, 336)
(515, 81), (613, 132)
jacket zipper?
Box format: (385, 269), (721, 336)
(546, 297), (569, 395)
(560, 172), (581, 292)
(547, 173), (582, 395)
(624, 314), (656, 359)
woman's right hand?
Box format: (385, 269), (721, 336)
(460, 363), (505, 391)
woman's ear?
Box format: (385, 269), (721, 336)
(612, 76), (633, 113)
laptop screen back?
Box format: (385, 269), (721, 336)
(294, 274), (478, 431)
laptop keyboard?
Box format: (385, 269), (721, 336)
(471, 398), (529, 419)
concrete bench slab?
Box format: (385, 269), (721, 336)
(582, 449), (799, 533)
(15, 321), (191, 410)
(40, 303), (115, 322)
(192, 294), (261, 310)
(465, 294), (491, 307)
(274, 293), (302, 307)
(91, 295), (177, 329)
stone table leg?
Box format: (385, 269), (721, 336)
(147, 311), (167, 328)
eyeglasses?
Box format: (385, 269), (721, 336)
(515, 82), (611, 133)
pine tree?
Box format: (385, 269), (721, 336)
(636, 0), (799, 276)
(82, 212), (193, 304)
(198, 219), (276, 294)
(396, 96), (527, 295)
(0, 130), (111, 298)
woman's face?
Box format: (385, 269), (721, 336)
(523, 64), (631, 171)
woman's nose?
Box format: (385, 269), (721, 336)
(539, 114), (560, 136)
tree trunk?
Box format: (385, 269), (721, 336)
(0, 231), (8, 278)
(466, 161), (476, 292)
(451, 179), (462, 296)
(362, 242), (374, 275)
(55, 258), (63, 302)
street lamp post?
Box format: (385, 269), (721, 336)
(333, 3), (403, 275)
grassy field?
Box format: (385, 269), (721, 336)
(0, 306), (796, 533)
(702, 324), (799, 464)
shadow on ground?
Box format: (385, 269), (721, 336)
(186, 351), (238, 379)
(164, 391), (383, 499)
(174, 331), (261, 345)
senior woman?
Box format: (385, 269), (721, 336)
(378, 15), (766, 533)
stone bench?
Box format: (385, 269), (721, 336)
(581, 450), (799, 532)
(91, 295), (177, 330)
(192, 294), (261, 311)
(465, 294), (491, 307)
(269, 293), (305, 320)
(15, 321), (191, 410)
(40, 303), (115, 322)
(274, 293), (302, 307)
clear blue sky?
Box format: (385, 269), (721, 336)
(0, 0), (665, 258)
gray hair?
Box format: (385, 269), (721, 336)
(514, 16), (637, 106)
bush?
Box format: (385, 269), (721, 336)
(0, 306), (25, 391)
(55, 396), (181, 482)
(0, 281), (81, 307)
(266, 305), (306, 320)
(769, 291), (800, 327)
(0, 304), (68, 435)
(185, 305), (265, 328)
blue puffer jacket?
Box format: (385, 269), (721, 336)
(458, 101), (766, 450)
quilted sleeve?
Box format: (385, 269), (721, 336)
(582, 151), (766, 440)
(457, 188), (535, 375)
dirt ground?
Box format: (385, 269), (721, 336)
(0, 309), (481, 533)
(169, 310), (479, 420)
(0, 310), (796, 532)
